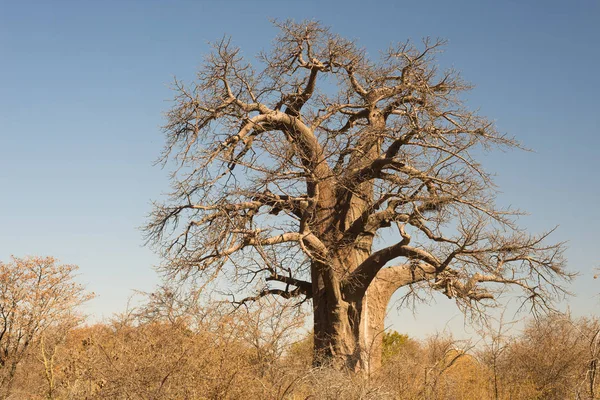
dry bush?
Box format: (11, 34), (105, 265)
(377, 332), (488, 400)
(25, 319), (261, 399)
(294, 367), (394, 400)
(3, 275), (598, 399)
(11, 295), (310, 400)
(499, 315), (600, 400)
(0, 256), (92, 398)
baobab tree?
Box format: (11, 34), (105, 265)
(146, 20), (571, 372)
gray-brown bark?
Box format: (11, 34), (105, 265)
(146, 20), (572, 372)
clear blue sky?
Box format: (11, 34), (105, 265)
(1, 0), (598, 335)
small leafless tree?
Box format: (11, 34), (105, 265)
(0, 256), (92, 395)
(571, 316), (600, 400)
(146, 20), (572, 371)
(476, 312), (519, 400)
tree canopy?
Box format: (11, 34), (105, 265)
(146, 20), (572, 370)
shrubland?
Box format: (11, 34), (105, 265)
(1, 271), (597, 399)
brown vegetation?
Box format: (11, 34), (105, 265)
(0, 266), (595, 399)
(2, 288), (599, 399)
(0, 256), (92, 397)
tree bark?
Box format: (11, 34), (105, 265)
(311, 282), (394, 373)
(311, 275), (387, 372)
(312, 263), (424, 373)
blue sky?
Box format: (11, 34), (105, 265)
(1, 0), (598, 336)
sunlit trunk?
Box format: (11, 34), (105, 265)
(311, 257), (401, 373)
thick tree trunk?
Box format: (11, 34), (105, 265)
(312, 275), (401, 372)
(312, 265), (413, 373)
(310, 114), (392, 372)
(311, 289), (392, 373)
(312, 291), (361, 370)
